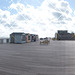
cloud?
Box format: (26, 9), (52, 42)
(74, 11), (75, 15)
(0, 0), (75, 38)
(16, 14), (31, 21)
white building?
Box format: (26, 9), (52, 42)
(0, 38), (9, 44)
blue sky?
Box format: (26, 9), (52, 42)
(0, 0), (75, 38)
(65, 0), (75, 10)
(0, 0), (74, 10)
(0, 0), (44, 10)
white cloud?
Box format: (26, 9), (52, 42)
(74, 11), (75, 15)
(0, 0), (75, 38)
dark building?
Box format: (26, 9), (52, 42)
(58, 30), (67, 35)
(30, 34), (39, 42)
(10, 32), (26, 44)
(56, 30), (75, 40)
(31, 34), (36, 42)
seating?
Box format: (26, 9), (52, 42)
(40, 40), (50, 45)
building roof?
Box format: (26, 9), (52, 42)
(11, 32), (25, 35)
(25, 33), (30, 35)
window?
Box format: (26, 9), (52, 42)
(28, 36), (30, 40)
(32, 36), (34, 40)
(22, 35), (26, 41)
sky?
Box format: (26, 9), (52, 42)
(0, 0), (75, 38)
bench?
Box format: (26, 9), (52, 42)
(40, 40), (50, 45)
